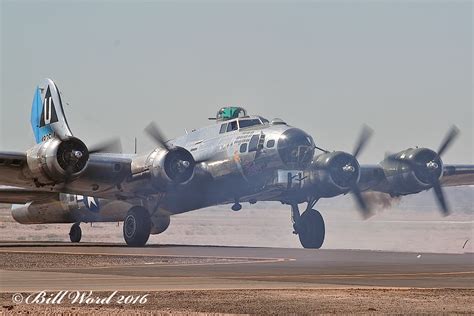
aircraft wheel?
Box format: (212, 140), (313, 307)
(297, 209), (325, 249)
(69, 223), (82, 243)
(123, 207), (151, 247)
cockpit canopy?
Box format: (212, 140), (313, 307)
(216, 107), (248, 121)
(218, 117), (267, 134)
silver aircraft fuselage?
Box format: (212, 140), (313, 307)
(158, 115), (315, 214)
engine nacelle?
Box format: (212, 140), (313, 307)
(145, 146), (195, 189)
(150, 214), (170, 234)
(26, 137), (89, 185)
(380, 148), (443, 195)
(310, 151), (361, 197)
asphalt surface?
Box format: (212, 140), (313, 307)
(0, 242), (473, 292)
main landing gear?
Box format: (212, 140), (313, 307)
(123, 206), (151, 247)
(69, 222), (82, 243)
(291, 203), (325, 249)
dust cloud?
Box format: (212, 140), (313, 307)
(362, 192), (401, 210)
(0, 188), (472, 254)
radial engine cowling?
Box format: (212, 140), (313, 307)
(26, 137), (89, 184)
(145, 146), (195, 189)
(380, 148), (443, 195)
(310, 151), (361, 197)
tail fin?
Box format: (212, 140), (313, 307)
(30, 78), (73, 143)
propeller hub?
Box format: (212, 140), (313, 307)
(342, 164), (355, 173)
(426, 161), (439, 170)
(176, 160), (191, 172)
(72, 150), (83, 159)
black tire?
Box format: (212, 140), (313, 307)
(69, 223), (82, 243)
(123, 207), (151, 247)
(297, 209), (325, 249)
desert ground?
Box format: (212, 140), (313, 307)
(1, 289), (473, 315)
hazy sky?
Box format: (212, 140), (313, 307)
(1, 1), (472, 163)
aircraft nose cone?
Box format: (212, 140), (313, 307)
(277, 128), (315, 168)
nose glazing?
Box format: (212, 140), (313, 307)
(277, 128), (315, 169)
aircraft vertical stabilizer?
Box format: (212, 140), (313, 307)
(30, 78), (73, 143)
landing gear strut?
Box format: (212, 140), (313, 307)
(291, 204), (325, 249)
(69, 222), (82, 243)
(123, 206), (151, 247)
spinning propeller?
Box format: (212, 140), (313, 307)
(62, 137), (122, 187)
(387, 126), (459, 216)
(145, 122), (215, 184)
(349, 125), (373, 218)
(314, 125), (373, 218)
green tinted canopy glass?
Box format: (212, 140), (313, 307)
(216, 107), (247, 121)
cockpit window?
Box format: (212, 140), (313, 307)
(238, 119), (262, 129)
(266, 140), (275, 148)
(226, 120), (238, 132)
(219, 123), (227, 134)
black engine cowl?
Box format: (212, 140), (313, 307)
(310, 151), (361, 197)
(380, 148), (443, 195)
(26, 137), (89, 184)
(147, 146), (196, 189)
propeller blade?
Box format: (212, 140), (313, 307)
(145, 122), (171, 151)
(89, 138), (122, 154)
(63, 164), (75, 185)
(350, 185), (373, 219)
(432, 179), (450, 216)
(353, 125), (373, 158)
(61, 164), (78, 191)
(437, 126), (459, 157)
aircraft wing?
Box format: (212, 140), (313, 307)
(358, 164), (474, 192)
(0, 151), (134, 199)
(0, 186), (58, 204)
(440, 164), (474, 187)
(0, 151), (30, 188)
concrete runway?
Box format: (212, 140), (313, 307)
(1, 242), (473, 292)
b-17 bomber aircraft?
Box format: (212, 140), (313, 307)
(1, 78), (473, 248)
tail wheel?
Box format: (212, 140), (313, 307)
(297, 209), (325, 249)
(69, 223), (82, 243)
(123, 207), (151, 247)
